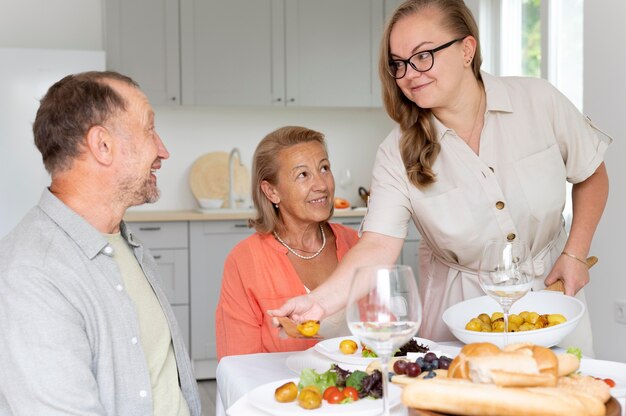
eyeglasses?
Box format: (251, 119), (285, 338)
(387, 37), (466, 79)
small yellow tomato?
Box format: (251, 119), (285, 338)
(298, 387), (322, 409)
(339, 339), (358, 354)
(274, 382), (298, 403)
(296, 320), (320, 337)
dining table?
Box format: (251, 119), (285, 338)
(215, 339), (625, 416)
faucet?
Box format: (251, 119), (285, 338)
(228, 147), (242, 209)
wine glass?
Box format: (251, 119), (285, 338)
(478, 239), (534, 347)
(346, 265), (422, 416)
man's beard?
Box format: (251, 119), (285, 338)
(119, 175), (161, 206)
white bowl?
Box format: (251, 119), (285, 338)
(442, 291), (585, 349)
(198, 198), (223, 209)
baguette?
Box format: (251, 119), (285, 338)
(402, 377), (606, 416)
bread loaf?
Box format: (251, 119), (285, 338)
(448, 342), (558, 387)
(402, 378), (606, 416)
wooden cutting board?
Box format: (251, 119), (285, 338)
(188, 152), (250, 208)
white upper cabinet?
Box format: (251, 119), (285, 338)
(105, 0), (181, 106)
(180, 0), (284, 106)
(284, 0), (382, 107)
(106, 0), (387, 107)
(180, 0), (384, 107)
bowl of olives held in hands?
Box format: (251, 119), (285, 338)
(442, 291), (585, 349)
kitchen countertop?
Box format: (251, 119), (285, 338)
(123, 207), (367, 222)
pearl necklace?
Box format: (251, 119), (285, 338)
(273, 224), (326, 260)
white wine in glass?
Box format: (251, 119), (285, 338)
(346, 265), (422, 416)
(478, 239), (534, 347)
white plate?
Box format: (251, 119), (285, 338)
(248, 377), (402, 416)
(286, 348), (363, 374)
(313, 336), (439, 366)
(579, 358), (626, 398)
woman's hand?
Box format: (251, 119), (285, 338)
(267, 294), (326, 327)
(544, 255), (590, 296)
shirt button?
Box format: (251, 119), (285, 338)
(116, 284), (123, 292)
(103, 246), (114, 256)
(139, 390), (147, 398)
(495, 201), (505, 210)
(507, 233), (516, 241)
(131, 337), (138, 344)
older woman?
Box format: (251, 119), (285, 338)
(215, 126), (359, 359)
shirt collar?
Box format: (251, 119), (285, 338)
(431, 71), (513, 140)
(38, 188), (137, 259)
(481, 71), (513, 113)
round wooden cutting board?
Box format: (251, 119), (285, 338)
(188, 151), (250, 208)
(408, 396), (621, 416)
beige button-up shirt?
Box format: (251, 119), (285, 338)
(363, 72), (612, 345)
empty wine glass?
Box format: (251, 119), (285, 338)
(478, 239), (534, 347)
(346, 265), (422, 416)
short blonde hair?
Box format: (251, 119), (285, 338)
(249, 126), (329, 234)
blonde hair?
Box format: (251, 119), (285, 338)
(379, 0), (482, 187)
(249, 126), (329, 234)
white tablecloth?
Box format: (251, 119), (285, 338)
(216, 342), (463, 416)
(216, 342), (624, 416)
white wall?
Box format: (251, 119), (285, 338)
(583, 1), (626, 362)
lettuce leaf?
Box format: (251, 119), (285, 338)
(297, 367), (338, 393)
(566, 346), (582, 360)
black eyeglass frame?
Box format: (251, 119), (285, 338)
(387, 37), (466, 79)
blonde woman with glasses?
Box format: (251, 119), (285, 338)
(270, 0), (611, 357)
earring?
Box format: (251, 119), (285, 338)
(274, 203), (279, 209)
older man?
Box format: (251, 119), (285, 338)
(0, 71), (201, 415)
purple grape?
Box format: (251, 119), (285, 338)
(424, 352), (437, 363)
(393, 360), (408, 375)
(405, 362), (422, 378)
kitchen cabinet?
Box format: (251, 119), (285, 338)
(189, 219), (255, 379)
(179, 0), (383, 107)
(126, 221), (191, 351)
(105, 0), (181, 106)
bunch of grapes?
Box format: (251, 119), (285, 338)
(392, 352), (453, 379)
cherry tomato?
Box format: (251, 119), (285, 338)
(603, 378), (616, 388)
(343, 386), (359, 401)
(326, 388), (346, 404)
(323, 386), (340, 401)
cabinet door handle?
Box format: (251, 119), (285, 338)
(341, 221), (361, 226)
(288, 98), (295, 102)
(233, 223), (248, 228)
(274, 97), (282, 102)
(139, 226), (162, 231)
(153, 255), (162, 260)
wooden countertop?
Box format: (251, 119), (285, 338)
(123, 207), (367, 222)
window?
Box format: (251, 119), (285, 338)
(487, 0), (583, 108)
